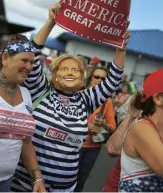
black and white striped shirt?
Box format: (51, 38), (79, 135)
(12, 42), (123, 192)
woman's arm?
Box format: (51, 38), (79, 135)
(92, 99), (116, 133)
(21, 137), (46, 192)
(102, 99), (116, 133)
(131, 122), (163, 177)
(80, 32), (130, 115)
(106, 94), (140, 156)
(24, 3), (61, 103)
(106, 114), (135, 156)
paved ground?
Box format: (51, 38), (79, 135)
(83, 146), (118, 192)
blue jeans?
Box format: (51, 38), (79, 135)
(0, 176), (13, 192)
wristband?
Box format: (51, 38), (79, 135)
(33, 177), (44, 184)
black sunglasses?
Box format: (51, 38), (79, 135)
(93, 75), (105, 81)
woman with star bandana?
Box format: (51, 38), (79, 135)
(0, 34), (46, 192)
(11, 2), (130, 192)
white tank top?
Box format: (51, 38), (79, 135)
(0, 86), (35, 181)
(120, 120), (154, 181)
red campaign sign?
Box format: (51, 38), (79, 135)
(56, 0), (131, 48)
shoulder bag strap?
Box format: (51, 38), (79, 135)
(33, 91), (50, 110)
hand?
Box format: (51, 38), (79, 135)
(88, 123), (101, 134)
(49, 3), (61, 22)
(121, 30), (130, 50)
(92, 117), (104, 127)
(33, 180), (46, 192)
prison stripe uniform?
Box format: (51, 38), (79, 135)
(11, 41), (123, 192)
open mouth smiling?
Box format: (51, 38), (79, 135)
(64, 77), (76, 81)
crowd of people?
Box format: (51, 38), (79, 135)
(0, 2), (163, 193)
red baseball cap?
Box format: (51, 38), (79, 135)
(142, 69), (163, 102)
(46, 57), (52, 65)
(91, 57), (101, 64)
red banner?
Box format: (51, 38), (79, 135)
(56, 0), (131, 48)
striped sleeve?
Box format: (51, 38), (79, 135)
(24, 41), (50, 103)
(80, 62), (123, 115)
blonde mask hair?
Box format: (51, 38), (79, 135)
(49, 54), (85, 91)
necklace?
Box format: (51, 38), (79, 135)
(0, 72), (19, 106)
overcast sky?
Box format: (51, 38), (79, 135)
(4, 0), (163, 38)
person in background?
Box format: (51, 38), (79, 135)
(75, 67), (116, 192)
(129, 78), (137, 94)
(117, 73), (128, 92)
(114, 83), (131, 110)
(120, 69), (163, 192)
(77, 56), (88, 87)
(90, 56), (101, 67)
(122, 73), (128, 84)
(0, 34), (45, 192)
(43, 56), (52, 78)
(113, 83), (131, 124)
(116, 95), (132, 126)
(103, 94), (140, 192)
(86, 56), (101, 77)
(11, 2), (130, 192)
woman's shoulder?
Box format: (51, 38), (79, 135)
(129, 118), (158, 138)
(130, 119), (150, 128)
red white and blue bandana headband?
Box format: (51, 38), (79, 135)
(3, 41), (35, 54)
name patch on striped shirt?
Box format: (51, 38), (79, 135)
(45, 127), (83, 147)
(45, 128), (67, 141)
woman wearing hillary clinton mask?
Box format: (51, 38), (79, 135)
(119, 70), (163, 192)
(0, 35), (46, 192)
(12, 3), (130, 192)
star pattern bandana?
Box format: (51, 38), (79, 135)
(4, 41), (35, 54)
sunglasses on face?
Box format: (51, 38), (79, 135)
(93, 75), (105, 81)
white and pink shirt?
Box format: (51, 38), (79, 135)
(0, 86), (35, 181)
